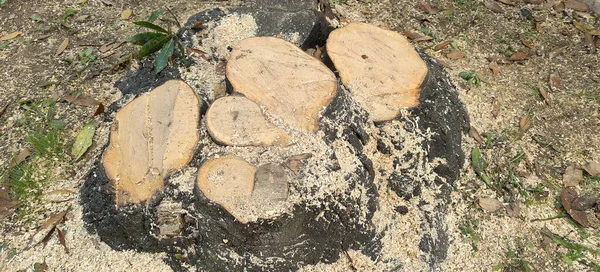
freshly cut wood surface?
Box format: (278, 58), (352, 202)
(206, 96), (290, 146)
(102, 80), (200, 206)
(327, 22), (428, 122)
(226, 37), (337, 133)
(196, 156), (256, 221)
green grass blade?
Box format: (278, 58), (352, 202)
(133, 21), (168, 33)
(147, 8), (165, 23)
(137, 35), (171, 60)
(126, 32), (167, 45)
(155, 39), (174, 74)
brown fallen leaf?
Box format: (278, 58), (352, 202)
(63, 94), (101, 107)
(519, 34), (534, 48)
(187, 48), (211, 61)
(446, 50), (466, 59)
(509, 51), (528, 61)
(56, 38), (69, 56)
(434, 41), (451, 51)
(469, 126), (485, 144)
(571, 194), (598, 211)
(9, 147), (31, 168)
(434, 57), (451, 68)
(496, 0), (516, 6)
(538, 82), (552, 105)
(286, 153), (313, 174)
(479, 197), (503, 212)
(560, 188), (590, 227)
(491, 98), (500, 118)
(41, 189), (75, 203)
(403, 30), (432, 42)
(57, 228), (69, 253)
(417, 1), (441, 14)
(525, 0), (545, 4)
(30, 210), (69, 246)
(0, 102), (9, 119)
(93, 103), (105, 116)
(489, 61), (499, 76)
(39, 260), (47, 272)
(505, 201), (521, 217)
(564, 0), (589, 12)
(0, 186), (17, 219)
(0, 31), (22, 41)
(121, 9), (132, 20)
(549, 72), (562, 91)
(582, 161), (600, 176)
(484, 0), (504, 13)
(519, 115), (531, 132)
(563, 164), (583, 187)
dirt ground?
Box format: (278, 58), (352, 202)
(1, 0), (599, 271)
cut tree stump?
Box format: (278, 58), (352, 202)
(82, 1), (469, 271)
(326, 22), (428, 122)
(102, 79), (200, 206)
(226, 36), (337, 132)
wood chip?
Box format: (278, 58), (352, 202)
(56, 38), (69, 56)
(563, 164), (583, 187)
(446, 50), (466, 59)
(121, 9), (132, 20)
(479, 197), (503, 212)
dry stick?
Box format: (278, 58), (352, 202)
(165, 6), (182, 28)
(530, 213), (567, 222)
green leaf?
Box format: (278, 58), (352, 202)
(62, 8), (78, 22)
(459, 71), (473, 80)
(31, 14), (42, 22)
(133, 21), (168, 33)
(0, 0), (6, 6)
(137, 35), (171, 60)
(126, 32), (167, 45)
(50, 119), (67, 130)
(71, 120), (95, 161)
(155, 39), (174, 74)
(147, 8), (165, 23)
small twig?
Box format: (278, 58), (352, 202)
(164, 6), (181, 28)
(530, 213), (567, 222)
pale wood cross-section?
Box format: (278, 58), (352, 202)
(102, 80), (201, 206)
(206, 96), (291, 146)
(226, 37), (338, 133)
(196, 156), (257, 222)
(326, 22), (428, 122)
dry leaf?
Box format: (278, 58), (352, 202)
(484, 0), (504, 13)
(469, 126), (485, 144)
(561, 188), (590, 227)
(564, 0), (589, 12)
(509, 51), (528, 61)
(434, 41), (451, 51)
(57, 228), (69, 253)
(121, 9), (132, 20)
(505, 201), (521, 217)
(56, 38), (69, 56)
(519, 34), (534, 48)
(63, 95), (101, 107)
(491, 98), (500, 118)
(519, 115), (531, 132)
(571, 194), (598, 211)
(538, 82), (552, 105)
(435, 58), (451, 68)
(0, 102), (8, 119)
(525, 0), (545, 4)
(187, 48), (211, 61)
(496, 0), (516, 5)
(582, 161), (600, 176)
(39, 260), (47, 272)
(9, 147), (31, 168)
(446, 50), (466, 59)
(0, 31), (22, 41)
(549, 73), (562, 91)
(417, 1), (442, 14)
(94, 103), (105, 116)
(479, 197), (503, 212)
(549, 45), (567, 59)
(30, 210), (69, 246)
(403, 30), (432, 42)
(42, 189), (75, 203)
(489, 61), (499, 76)
(286, 153), (312, 174)
(0, 186), (17, 219)
(216, 61), (227, 75)
(563, 164), (583, 187)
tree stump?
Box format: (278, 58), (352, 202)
(82, 1), (469, 271)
